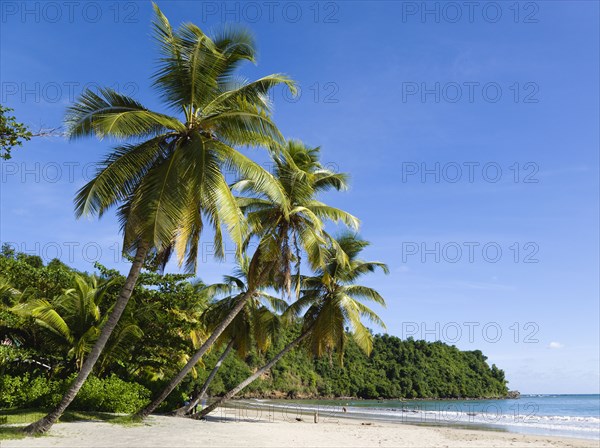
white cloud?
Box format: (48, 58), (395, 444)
(548, 342), (565, 349)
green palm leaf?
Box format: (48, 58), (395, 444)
(65, 88), (185, 140)
(11, 299), (72, 342)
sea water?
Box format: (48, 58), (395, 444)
(239, 395), (600, 440)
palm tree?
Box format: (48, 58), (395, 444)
(175, 258), (285, 416)
(25, 5), (294, 434)
(0, 279), (53, 365)
(238, 140), (359, 295)
(138, 141), (358, 417)
(196, 233), (388, 418)
(10, 275), (141, 373)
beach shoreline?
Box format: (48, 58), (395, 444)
(230, 397), (600, 441)
(3, 413), (598, 448)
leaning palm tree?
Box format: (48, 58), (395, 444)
(197, 233), (388, 418)
(25, 4), (294, 434)
(138, 141), (358, 417)
(175, 258), (285, 415)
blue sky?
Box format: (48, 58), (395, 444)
(0, 1), (598, 394)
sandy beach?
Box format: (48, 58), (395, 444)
(3, 414), (597, 448)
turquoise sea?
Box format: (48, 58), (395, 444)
(238, 395), (600, 440)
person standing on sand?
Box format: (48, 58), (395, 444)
(189, 388), (199, 414)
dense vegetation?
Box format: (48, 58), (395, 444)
(201, 329), (508, 400)
(0, 248), (508, 414)
(2, 6), (508, 434)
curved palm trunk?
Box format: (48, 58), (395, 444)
(137, 291), (254, 418)
(195, 329), (311, 419)
(24, 243), (149, 435)
(174, 338), (235, 417)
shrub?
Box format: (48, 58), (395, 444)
(0, 375), (29, 408)
(0, 374), (150, 414)
(71, 375), (151, 414)
(0, 374), (57, 408)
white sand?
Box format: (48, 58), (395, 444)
(3, 414), (597, 448)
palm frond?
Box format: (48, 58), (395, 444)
(65, 88), (184, 140)
(10, 299), (72, 342)
(307, 201), (360, 230)
(204, 74), (297, 115)
(344, 285), (386, 306)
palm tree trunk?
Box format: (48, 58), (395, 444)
(137, 290), (254, 418)
(24, 242), (149, 435)
(174, 338), (235, 417)
(195, 329), (311, 419)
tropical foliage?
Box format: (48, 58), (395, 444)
(21, 3), (296, 433)
(1, 3), (510, 432)
(0, 105), (32, 160)
(135, 138), (359, 418)
(201, 258), (286, 359)
(0, 247), (507, 415)
(195, 232), (389, 417)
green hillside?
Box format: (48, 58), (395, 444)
(0, 249), (508, 413)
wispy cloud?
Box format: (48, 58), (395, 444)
(548, 342), (565, 350)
